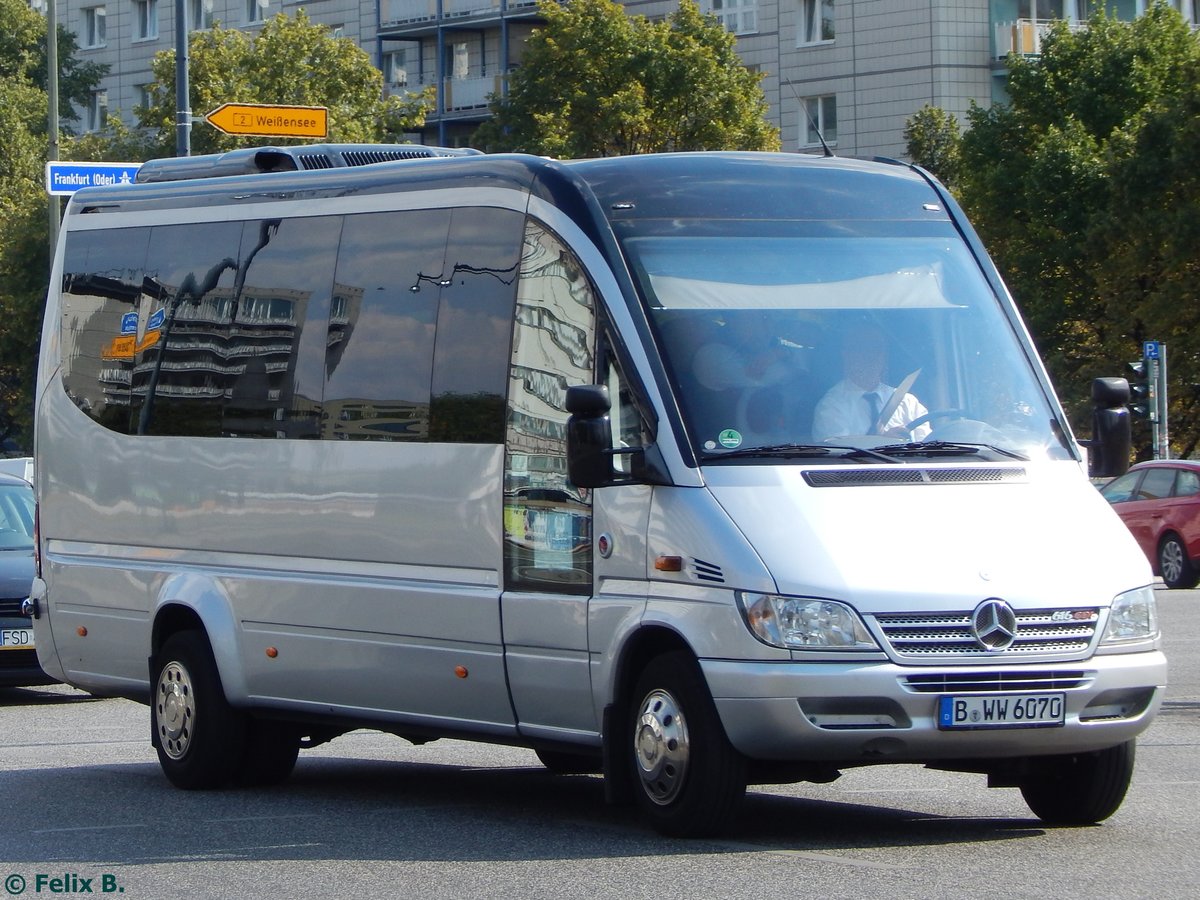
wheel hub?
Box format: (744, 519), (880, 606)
(156, 661), (194, 760)
(634, 688), (690, 805)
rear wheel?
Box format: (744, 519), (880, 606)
(1158, 534), (1198, 589)
(152, 630), (247, 789)
(628, 651), (746, 837)
(1018, 741), (1136, 825)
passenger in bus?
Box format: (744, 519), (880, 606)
(812, 323), (931, 441)
(690, 315), (792, 394)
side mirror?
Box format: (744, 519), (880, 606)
(1090, 376), (1131, 478)
(566, 385), (614, 488)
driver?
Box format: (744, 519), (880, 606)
(812, 323), (931, 442)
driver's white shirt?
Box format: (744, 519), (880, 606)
(812, 379), (931, 441)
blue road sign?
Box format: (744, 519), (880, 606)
(1144, 340), (1161, 361)
(45, 161), (142, 196)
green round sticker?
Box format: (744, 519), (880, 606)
(718, 429), (743, 449)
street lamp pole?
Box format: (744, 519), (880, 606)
(175, 0), (191, 156)
(46, 0), (61, 260)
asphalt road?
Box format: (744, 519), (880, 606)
(1, 587), (1196, 900)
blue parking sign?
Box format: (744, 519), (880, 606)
(1143, 340), (1160, 360)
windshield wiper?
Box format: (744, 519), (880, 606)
(867, 441), (1030, 461)
(706, 443), (894, 463)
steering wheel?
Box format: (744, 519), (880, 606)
(903, 409), (967, 435)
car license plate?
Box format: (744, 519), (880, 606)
(938, 693), (1065, 730)
(1, 627), (34, 649)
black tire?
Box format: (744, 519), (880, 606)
(1018, 740), (1136, 825)
(152, 630), (247, 790)
(1158, 534), (1198, 589)
(535, 748), (602, 775)
(239, 719), (301, 786)
(628, 651), (746, 837)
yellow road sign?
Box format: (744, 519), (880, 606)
(205, 103), (328, 139)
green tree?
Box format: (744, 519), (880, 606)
(954, 3), (1200, 455)
(475, 0), (779, 156)
(903, 104), (960, 189)
(0, 0), (107, 447)
(1, 0), (107, 130)
(133, 12), (431, 157)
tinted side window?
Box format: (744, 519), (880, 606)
(60, 227), (152, 433)
(133, 217), (340, 438)
(1175, 469), (1200, 497)
(1137, 468), (1175, 501)
(430, 207), (524, 442)
(323, 209), (449, 440)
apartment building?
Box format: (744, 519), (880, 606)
(37, 0), (1200, 157)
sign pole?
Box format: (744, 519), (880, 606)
(175, 0), (191, 156)
(1159, 343), (1169, 460)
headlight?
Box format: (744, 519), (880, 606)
(737, 592), (879, 650)
(1101, 585), (1159, 644)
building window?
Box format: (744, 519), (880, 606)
(798, 0), (834, 45)
(802, 94), (836, 147)
(328, 24), (345, 39)
(83, 6), (106, 48)
(452, 42), (469, 80)
(383, 50), (409, 87)
(188, 0), (214, 30)
(246, 0), (268, 23)
(133, 0), (158, 40)
(708, 0), (757, 35)
(87, 90), (109, 131)
(137, 83), (158, 110)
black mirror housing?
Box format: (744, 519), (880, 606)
(1090, 377), (1132, 478)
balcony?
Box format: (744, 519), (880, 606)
(993, 18), (1085, 59)
(382, 0), (541, 27)
(403, 72), (506, 113)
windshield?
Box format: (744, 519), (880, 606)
(0, 482), (34, 550)
(624, 231), (1071, 463)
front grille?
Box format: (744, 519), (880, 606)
(0, 597), (29, 617)
(902, 670), (1093, 693)
(873, 608), (1099, 660)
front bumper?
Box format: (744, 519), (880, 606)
(703, 650), (1167, 763)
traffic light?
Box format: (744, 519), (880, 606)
(1128, 360), (1151, 419)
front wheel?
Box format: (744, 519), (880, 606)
(1018, 740), (1136, 825)
(152, 630), (247, 790)
(629, 651), (746, 837)
(1158, 534), (1198, 589)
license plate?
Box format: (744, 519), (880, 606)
(1, 628), (34, 649)
(938, 692), (1065, 730)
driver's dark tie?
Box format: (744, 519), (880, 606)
(863, 391), (882, 433)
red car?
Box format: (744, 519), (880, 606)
(1100, 460), (1200, 589)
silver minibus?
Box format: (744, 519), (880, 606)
(30, 145), (1163, 836)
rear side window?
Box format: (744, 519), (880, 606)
(60, 227), (152, 433)
(1174, 469), (1200, 497)
(1137, 468), (1175, 501)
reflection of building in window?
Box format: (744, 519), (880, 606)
(504, 221), (596, 593)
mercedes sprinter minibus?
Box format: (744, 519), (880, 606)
(30, 145), (1163, 836)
